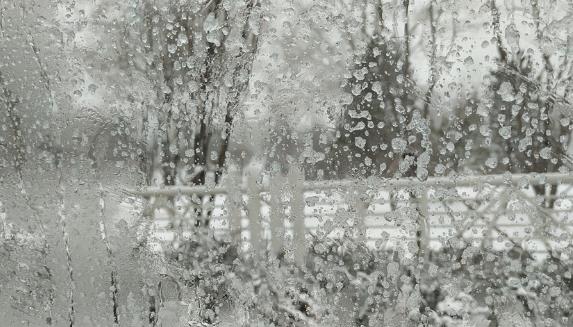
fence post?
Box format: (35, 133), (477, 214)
(288, 165), (306, 266)
(417, 187), (429, 258)
(352, 186), (368, 243)
(226, 169), (243, 244)
(269, 174), (285, 258)
(247, 174), (263, 258)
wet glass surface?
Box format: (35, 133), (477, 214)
(1, 0), (573, 326)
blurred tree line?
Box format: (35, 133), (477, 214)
(278, 0), (573, 190)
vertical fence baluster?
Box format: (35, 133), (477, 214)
(356, 198), (368, 243)
(417, 186), (429, 258)
(288, 166), (306, 266)
(247, 174), (262, 258)
(226, 169), (243, 245)
(269, 174), (285, 258)
(353, 186), (368, 243)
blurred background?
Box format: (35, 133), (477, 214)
(1, 0), (573, 326)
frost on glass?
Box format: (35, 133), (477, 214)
(1, 0), (573, 326)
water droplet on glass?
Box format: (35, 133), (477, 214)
(203, 13), (218, 32)
(505, 23), (520, 50)
(498, 126), (511, 139)
(540, 147), (552, 159)
(485, 157), (498, 168)
(391, 138), (407, 152)
(177, 33), (188, 46)
(355, 137), (366, 150)
(498, 82), (516, 102)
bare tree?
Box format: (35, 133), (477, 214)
(486, 0), (573, 206)
(127, 0), (264, 225)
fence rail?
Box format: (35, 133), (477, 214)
(132, 171), (573, 262)
(131, 172), (573, 196)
